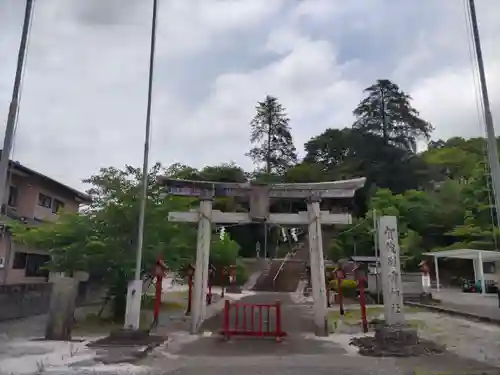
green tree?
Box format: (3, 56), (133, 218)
(353, 79), (433, 152)
(247, 95), (297, 174)
(11, 163), (197, 321)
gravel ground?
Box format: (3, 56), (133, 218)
(408, 311), (500, 368)
(3, 292), (500, 374)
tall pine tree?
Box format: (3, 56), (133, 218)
(353, 79), (433, 152)
(247, 95), (297, 175)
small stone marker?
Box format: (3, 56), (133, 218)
(45, 276), (79, 340)
(378, 216), (405, 325)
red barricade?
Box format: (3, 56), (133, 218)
(220, 300), (286, 342)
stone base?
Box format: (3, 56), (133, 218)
(419, 292), (433, 303)
(226, 285), (242, 294)
(350, 324), (445, 357)
(375, 325), (418, 346)
(88, 329), (166, 348)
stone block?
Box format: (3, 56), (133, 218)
(226, 284), (242, 294)
(374, 325), (418, 346)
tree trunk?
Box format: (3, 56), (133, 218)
(266, 114), (272, 174)
(380, 88), (388, 144)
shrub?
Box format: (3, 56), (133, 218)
(328, 279), (358, 298)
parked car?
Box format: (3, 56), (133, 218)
(462, 279), (498, 293)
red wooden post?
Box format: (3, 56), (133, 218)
(243, 305), (247, 331)
(208, 280), (212, 305)
(359, 277), (368, 333)
(336, 268), (345, 316)
(186, 274), (193, 315)
(207, 264), (216, 305)
(230, 264), (236, 286)
(154, 274), (162, 323)
(221, 266), (228, 298)
(185, 264), (195, 316)
(223, 299), (230, 341)
(153, 257), (168, 325)
(275, 301), (282, 342)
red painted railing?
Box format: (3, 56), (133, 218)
(220, 300), (286, 342)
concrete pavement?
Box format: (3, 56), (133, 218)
(1, 289), (500, 374)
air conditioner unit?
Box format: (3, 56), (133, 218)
(0, 257), (5, 269)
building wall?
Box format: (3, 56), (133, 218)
(5, 241), (49, 285)
(0, 167), (86, 285)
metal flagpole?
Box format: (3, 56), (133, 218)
(468, 0), (500, 226)
(0, 0), (34, 213)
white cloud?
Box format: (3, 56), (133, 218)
(1, 0), (500, 192)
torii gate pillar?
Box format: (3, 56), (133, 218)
(191, 194), (213, 334)
(307, 195), (328, 336)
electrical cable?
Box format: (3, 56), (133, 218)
(462, 0), (498, 250)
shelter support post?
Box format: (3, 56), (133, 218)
(473, 259), (478, 282)
(307, 196), (328, 336)
(434, 256), (440, 292)
(191, 197), (213, 334)
(477, 251), (486, 296)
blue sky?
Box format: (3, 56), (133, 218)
(1, 0), (500, 190)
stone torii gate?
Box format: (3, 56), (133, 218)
(157, 177), (366, 335)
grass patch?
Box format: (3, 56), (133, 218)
(328, 306), (423, 325)
(141, 294), (186, 312)
(164, 290), (188, 300)
(329, 306), (383, 323)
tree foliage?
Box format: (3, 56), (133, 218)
(247, 95), (298, 174)
(11, 77), (500, 316)
(353, 79), (433, 151)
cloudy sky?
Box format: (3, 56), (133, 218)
(1, 0), (500, 191)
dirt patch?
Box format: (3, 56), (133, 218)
(350, 335), (445, 357)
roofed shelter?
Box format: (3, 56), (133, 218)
(423, 249), (500, 295)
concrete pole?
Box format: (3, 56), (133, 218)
(0, 0), (34, 210)
(307, 196), (328, 336)
(191, 197), (213, 334)
(477, 251), (486, 296)
(124, 0), (158, 330)
(434, 256), (440, 292)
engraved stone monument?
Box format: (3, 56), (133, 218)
(378, 216), (405, 325)
(376, 216), (417, 345)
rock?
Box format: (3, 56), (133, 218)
(375, 325), (418, 346)
(226, 285), (242, 294)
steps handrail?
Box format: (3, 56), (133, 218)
(272, 242), (302, 290)
(272, 252), (291, 290)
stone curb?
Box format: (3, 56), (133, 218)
(404, 301), (500, 326)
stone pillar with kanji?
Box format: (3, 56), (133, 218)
(376, 216), (418, 346)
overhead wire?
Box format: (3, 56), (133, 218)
(462, 0), (499, 250)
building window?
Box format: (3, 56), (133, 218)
(8, 186), (18, 207)
(484, 262), (496, 274)
(38, 193), (52, 208)
(12, 252), (27, 269)
(52, 199), (65, 214)
(25, 253), (50, 277)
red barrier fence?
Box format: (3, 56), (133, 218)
(220, 300), (286, 342)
